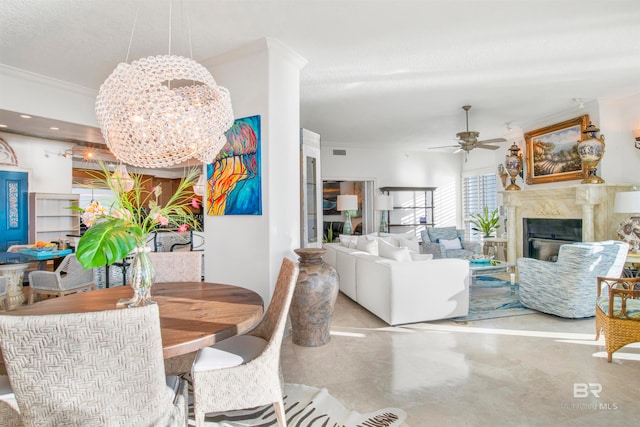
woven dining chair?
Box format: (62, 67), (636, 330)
(191, 257), (299, 427)
(27, 254), (96, 304)
(0, 305), (188, 426)
(148, 251), (203, 283)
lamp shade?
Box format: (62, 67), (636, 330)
(374, 194), (393, 211)
(614, 191), (640, 214)
(337, 195), (358, 211)
(110, 164), (134, 192)
(192, 173), (206, 197)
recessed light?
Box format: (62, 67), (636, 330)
(0, 124), (7, 128)
(49, 127), (59, 130)
(20, 114), (32, 119)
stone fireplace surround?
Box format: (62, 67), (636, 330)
(501, 184), (633, 265)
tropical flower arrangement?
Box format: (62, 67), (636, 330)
(73, 163), (201, 270)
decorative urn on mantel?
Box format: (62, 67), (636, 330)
(290, 248), (339, 347)
(577, 122), (605, 184)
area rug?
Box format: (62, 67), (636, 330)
(452, 276), (536, 322)
(189, 383), (406, 427)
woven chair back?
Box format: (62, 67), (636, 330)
(0, 305), (171, 426)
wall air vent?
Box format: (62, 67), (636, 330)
(332, 149), (347, 156)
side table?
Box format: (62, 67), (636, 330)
(624, 252), (640, 277)
(483, 238), (508, 261)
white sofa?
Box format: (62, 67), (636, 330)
(323, 238), (470, 325)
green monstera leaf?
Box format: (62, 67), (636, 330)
(75, 218), (143, 268)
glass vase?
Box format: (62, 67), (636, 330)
(116, 246), (156, 307)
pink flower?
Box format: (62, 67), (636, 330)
(178, 224), (189, 233)
(191, 198), (200, 208)
(153, 213), (169, 226)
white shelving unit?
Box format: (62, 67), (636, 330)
(379, 187), (436, 236)
(29, 193), (81, 244)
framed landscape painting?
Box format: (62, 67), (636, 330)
(207, 115), (262, 216)
(524, 115), (589, 185)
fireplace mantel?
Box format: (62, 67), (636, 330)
(501, 184), (631, 264)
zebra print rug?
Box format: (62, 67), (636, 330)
(190, 383), (406, 426)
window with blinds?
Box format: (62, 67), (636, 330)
(463, 173), (497, 241)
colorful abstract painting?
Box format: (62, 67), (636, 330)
(207, 115), (262, 216)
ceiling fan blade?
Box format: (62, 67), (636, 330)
(477, 144), (501, 150)
(453, 147), (463, 154)
(428, 144), (460, 149)
(478, 137), (507, 144)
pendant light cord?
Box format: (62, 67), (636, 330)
(125, 5), (140, 63)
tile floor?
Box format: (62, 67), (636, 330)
(280, 292), (640, 426)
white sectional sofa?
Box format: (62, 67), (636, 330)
(323, 235), (470, 325)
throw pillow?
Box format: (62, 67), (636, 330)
(437, 237), (462, 250)
(398, 237), (420, 253)
(356, 237), (379, 256)
(410, 252), (434, 261)
(339, 235), (358, 249)
(378, 239), (412, 261)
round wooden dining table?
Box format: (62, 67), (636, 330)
(4, 282), (264, 359)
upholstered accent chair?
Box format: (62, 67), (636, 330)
(595, 276), (640, 362)
(0, 305), (188, 426)
(148, 251), (203, 283)
(517, 241), (629, 318)
(191, 258), (299, 427)
(27, 254), (95, 304)
(420, 227), (482, 259)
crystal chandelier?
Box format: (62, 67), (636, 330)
(96, 55), (234, 168)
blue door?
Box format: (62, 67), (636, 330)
(0, 171), (29, 251)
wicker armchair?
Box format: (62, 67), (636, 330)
(595, 276), (640, 362)
(517, 241), (628, 318)
(0, 305), (188, 426)
(191, 258), (299, 427)
(27, 254), (95, 304)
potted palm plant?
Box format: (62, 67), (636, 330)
(470, 206), (501, 238)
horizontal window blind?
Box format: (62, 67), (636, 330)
(463, 174), (497, 240)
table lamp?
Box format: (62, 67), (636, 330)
(614, 189), (640, 253)
(337, 195), (358, 235)
(374, 194), (393, 233)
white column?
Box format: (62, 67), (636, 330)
(201, 39), (307, 307)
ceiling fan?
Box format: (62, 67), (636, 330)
(430, 105), (506, 160)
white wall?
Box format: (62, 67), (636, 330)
(201, 38), (306, 305)
(0, 64), (98, 127)
(1, 132), (74, 193)
(321, 146), (463, 228)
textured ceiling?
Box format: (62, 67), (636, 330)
(1, 0), (639, 154)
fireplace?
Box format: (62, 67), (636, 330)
(523, 218), (582, 261)
(501, 184), (632, 264)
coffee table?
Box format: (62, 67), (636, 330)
(469, 260), (515, 285)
